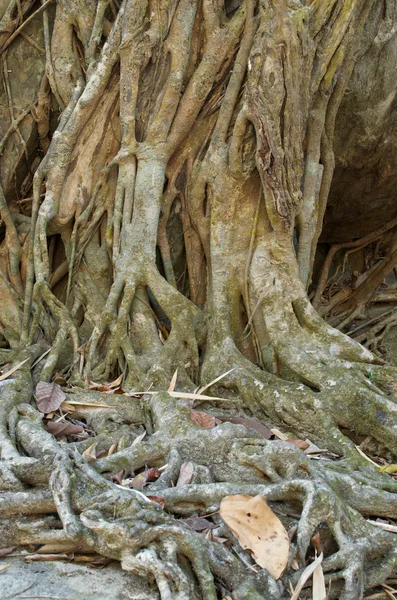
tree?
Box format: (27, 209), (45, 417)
(1, 0), (397, 598)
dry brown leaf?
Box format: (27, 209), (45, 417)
(0, 547), (14, 557)
(82, 442), (97, 462)
(111, 470), (125, 484)
(35, 381), (66, 413)
(0, 358), (29, 381)
(185, 517), (216, 531)
(190, 409), (216, 429)
(45, 421), (84, 437)
(168, 369), (178, 392)
(219, 494), (289, 579)
(25, 553), (72, 562)
(289, 553), (323, 600)
(176, 461), (194, 486)
(288, 438), (310, 451)
(146, 496), (165, 508)
(0, 563), (11, 572)
(131, 468), (160, 490)
(312, 559), (326, 600)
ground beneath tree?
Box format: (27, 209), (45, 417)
(0, 555), (154, 600)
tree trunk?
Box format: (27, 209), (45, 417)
(1, 1), (397, 598)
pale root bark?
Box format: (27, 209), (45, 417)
(1, 1), (397, 599)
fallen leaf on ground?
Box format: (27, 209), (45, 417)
(0, 358), (29, 381)
(146, 496), (165, 508)
(168, 369), (178, 392)
(190, 409), (216, 429)
(289, 553), (323, 600)
(219, 494), (289, 579)
(45, 421), (84, 437)
(35, 381), (66, 413)
(379, 464), (397, 474)
(271, 428), (289, 441)
(216, 416), (272, 439)
(196, 367), (237, 395)
(185, 517), (216, 531)
(368, 519), (397, 533)
(0, 547), (14, 557)
(131, 468), (160, 490)
(25, 553), (72, 562)
(132, 431), (146, 446)
(312, 557), (327, 600)
(0, 563), (11, 572)
(82, 442), (97, 461)
(176, 461), (195, 486)
(288, 438), (310, 451)
(111, 470), (124, 484)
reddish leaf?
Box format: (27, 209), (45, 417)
(288, 438), (310, 451)
(131, 468), (160, 489)
(111, 470), (125, 484)
(185, 517), (216, 531)
(36, 381), (66, 413)
(216, 416), (272, 439)
(145, 467), (160, 482)
(45, 421), (84, 437)
(176, 462), (194, 486)
(147, 496), (165, 508)
(190, 409), (216, 429)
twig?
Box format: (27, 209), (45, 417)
(0, 0), (54, 56)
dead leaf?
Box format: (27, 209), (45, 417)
(25, 554), (72, 562)
(379, 464), (397, 474)
(185, 517), (216, 531)
(0, 547), (14, 557)
(289, 553), (323, 600)
(168, 369), (178, 392)
(82, 442), (97, 462)
(190, 409), (216, 429)
(124, 390), (233, 402)
(132, 431), (146, 446)
(196, 367), (237, 395)
(35, 381), (66, 413)
(131, 468), (160, 489)
(312, 559), (326, 600)
(219, 494), (289, 579)
(176, 461), (194, 486)
(271, 428), (289, 441)
(107, 443), (118, 456)
(111, 470), (125, 484)
(146, 496), (165, 508)
(368, 519), (397, 533)
(53, 373), (67, 386)
(45, 421), (84, 437)
(216, 416), (272, 439)
(37, 543), (83, 554)
(288, 438), (310, 451)
(0, 358), (29, 381)
(0, 563), (11, 572)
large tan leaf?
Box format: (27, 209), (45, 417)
(0, 358), (29, 381)
(219, 494), (289, 579)
(35, 381), (66, 413)
(190, 409), (216, 429)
